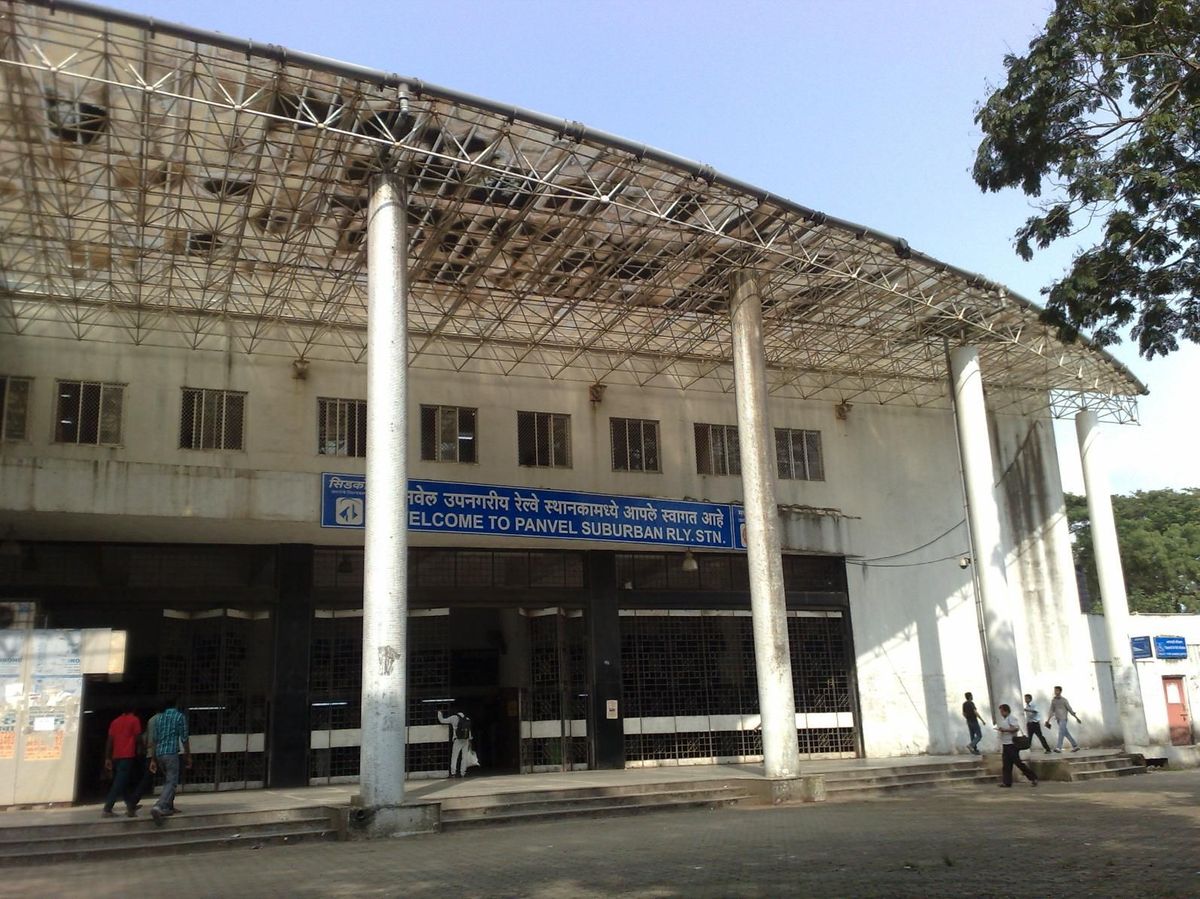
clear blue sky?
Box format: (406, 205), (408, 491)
(106, 0), (1197, 494)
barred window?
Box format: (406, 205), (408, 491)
(517, 411), (570, 468)
(420, 405), (477, 463)
(318, 398), (367, 457)
(0, 376), (31, 441)
(180, 387), (246, 450)
(694, 423), (740, 476)
(775, 428), (825, 481)
(610, 417), (660, 472)
(55, 380), (123, 445)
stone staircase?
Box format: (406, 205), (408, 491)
(821, 758), (991, 801)
(1037, 750), (1147, 782)
(0, 806), (339, 867)
(439, 780), (752, 830)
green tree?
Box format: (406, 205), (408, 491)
(973, 0), (1200, 359)
(1065, 488), (1200, 613)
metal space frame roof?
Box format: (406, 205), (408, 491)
(0, 1), (1144, 421)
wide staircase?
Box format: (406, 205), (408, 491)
(0, 805), (338, 867)
(0, 752), (1148, 863)
(821, 757), (991, 800)
(439, 780), (751, 830)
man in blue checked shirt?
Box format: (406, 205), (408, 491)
(149, 697), (191, 826)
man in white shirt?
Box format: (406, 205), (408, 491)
(996, 703), (1039, 788)
(437, 708), (473, 778)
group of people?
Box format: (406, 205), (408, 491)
(962, 686), (1083, 788)
(102, 697), (192, 825)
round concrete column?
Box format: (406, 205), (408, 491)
(360, 173), (410, 819)
(729, 270), (801, 779)
(1075, 410), (1150, 748)
(949, 345), (1021, 717)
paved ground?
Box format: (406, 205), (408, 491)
(5, 769), (1198, 898)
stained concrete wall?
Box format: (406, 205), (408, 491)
(989, 407), (1119, 746)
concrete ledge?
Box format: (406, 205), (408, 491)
(341, 802), (441, 839)
(745, 775), (826, 805)
(1140, 745), (1200, 769)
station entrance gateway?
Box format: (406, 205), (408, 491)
(304, 546), (860, 780)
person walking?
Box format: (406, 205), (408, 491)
(995, 703), (1038, 788)
(1046, 685), (1081, 752)
(437, 708), (473, 778)
(1023, 693), (1052, 752)
(962, 691), (985, 754)
(149, 698), (191, 825)
(101, 706), (142, 818)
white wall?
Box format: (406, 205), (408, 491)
(1091, 613), (1200, 754)
(990, 409), (1119, 747)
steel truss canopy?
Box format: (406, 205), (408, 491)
(0, 1), (1145, 420)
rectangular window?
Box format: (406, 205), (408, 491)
(517, 410), (570, 468)
(318, 398), (367, 457)
(775, 428), (825, 481)
(694, 423), (740, 475)
(0, 376), (31, 441)
(610, 417), (660, 472)
(420, 405), (477, 463)
(54, 380), (123, 445)
(180, 387), (246, 450)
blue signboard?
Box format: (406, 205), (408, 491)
(321, 473), (742, 550)
(1153, 635), (1188, 660)
(1130, 636), (1152, 661)
(321, 473), (367, 529)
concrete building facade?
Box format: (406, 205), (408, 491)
(0, 1), (1177, 810)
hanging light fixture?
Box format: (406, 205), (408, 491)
(681, 550), (699, 572)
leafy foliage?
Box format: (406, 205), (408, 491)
(974, 1), (1200, 359)
(1066, 488), (1200, 613)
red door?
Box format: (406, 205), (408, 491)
(1162, 676), (1192, 747)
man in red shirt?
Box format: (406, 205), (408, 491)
(102, 707), (142, 818)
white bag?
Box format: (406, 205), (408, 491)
(464, 746), (481, 770)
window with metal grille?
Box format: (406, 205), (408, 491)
(694, 423), (740, 475)
(420, 405), (477, 463)
(517, 410), (570, 468)
(0, 376), (31, 441)
(610, 417), (660, 472)
(775, 428), (825, 480)
(54, 380), (123, 446)
(318, 397), (367, 457)
(180, 387), (246, 450)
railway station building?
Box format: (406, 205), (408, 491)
(0, 1), (1175, 812)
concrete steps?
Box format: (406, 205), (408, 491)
(1059, 752), (1147, 781)
(0, 807), (338, 866)
(440, 782), (751, 830)
(822, 760), (990, 800)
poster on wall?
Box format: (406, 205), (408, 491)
(0, 632), (23, 761)
(23, 631), (82, 762)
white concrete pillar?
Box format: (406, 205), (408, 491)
(360, 174), (409, 813)
(729, 270), (801, 779)
(1075, 410), (1150, 747)
(950, 346), (1021, 717)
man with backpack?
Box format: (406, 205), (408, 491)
(437, 708), (474, 778)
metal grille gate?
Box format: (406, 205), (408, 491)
(620, 610), (856, 765)
(520, 609), (588, 773)
(158, 609), (271, 790)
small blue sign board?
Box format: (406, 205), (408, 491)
(322, 474), (744, 550)
(1130, 636), (1152, 661)
(320, 473), (367, 529)
(1153, 635), (1188, 660)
